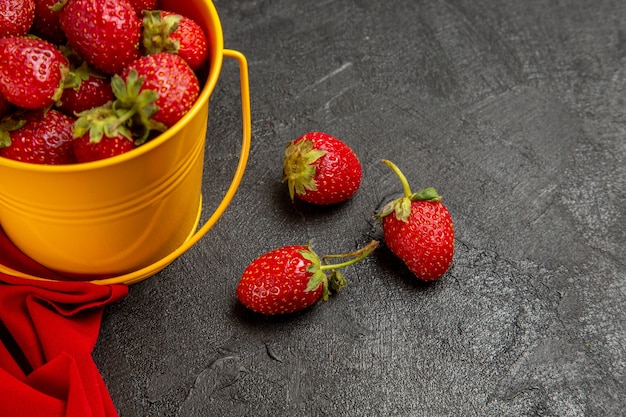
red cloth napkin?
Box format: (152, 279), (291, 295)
(0, 229), (128, 417)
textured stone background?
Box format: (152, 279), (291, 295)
(95, 0), (625, 415)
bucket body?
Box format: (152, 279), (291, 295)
(0, 0), (225, 277)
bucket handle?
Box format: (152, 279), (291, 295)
(99, 49), (252, 285)
(1, 49), (252, 286)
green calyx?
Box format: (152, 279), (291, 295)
(375, 159), (442, 223)
(62, 63), (88, 92)
(142, 10), (182, 55)
(0, 116), (26, 148)
(72, 69), (167, 145)
(61, 59), (106, 92)
(73, 102), (133, 143)
(109, 70), (166, 145)
(300, 240), (379, 303)
(282, 138), (327, 201)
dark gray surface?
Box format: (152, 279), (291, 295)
(94, 0), (625, 415)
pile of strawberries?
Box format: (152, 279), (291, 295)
(0, 0), (209, 163)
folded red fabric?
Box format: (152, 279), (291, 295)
(0, 275), (128, 416)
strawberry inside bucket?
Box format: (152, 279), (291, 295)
(0, 0), (251, 284)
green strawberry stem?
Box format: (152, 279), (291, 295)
(377, 160), (442, 222)
(382, 159), (441, 201)
(320, 239), (379, 270)
(382, 159), (412, 198)
(322, 240), (379, 294)
(301, 240), (379, 302)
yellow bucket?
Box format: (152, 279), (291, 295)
(0, 0), (251, 285)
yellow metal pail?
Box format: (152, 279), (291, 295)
(0, 0), (251, 285)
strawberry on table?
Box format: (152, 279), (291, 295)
(283, 132), (363, 205)
(0, 0), (35, 37)
(56, 0), (141, 75)
(237, 241), (378, 315)
(376, 160), (454, 281)
(0, 109), (76, 164)
(0, 36), (68, 109)
(120, 52), (200, 128)
(142, 10), (209, 70)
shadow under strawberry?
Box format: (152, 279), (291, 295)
(271, 177), (357, 222)
(374, 243), (439, 292)
(230, 299), (314, 328)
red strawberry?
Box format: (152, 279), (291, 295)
(237, 240), (378, 315)
(57, 61), (114, 116)
(283, 132), (362, 205)
(57, 0), (141, 75)
(376, 160), (454, 281)
(31, 0), (66, 44)
(73, 133), (137, 162)
(0, 109), (76, 164)
(0, 36), (68, 109)
(120, 52), (200, 128)
(72, 102), (137, 162)
(141, 10), (209, 70)
(127, 0), (157, 15)
(0, 0), (35, 37)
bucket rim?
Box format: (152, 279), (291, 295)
(0, 0), (225, 173)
